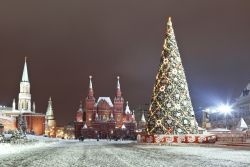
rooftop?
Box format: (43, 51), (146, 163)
(95, 97), (114, 107)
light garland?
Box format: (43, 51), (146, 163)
(147, 17), (198, 135)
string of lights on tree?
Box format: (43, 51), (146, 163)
(147, 17), (198, 135)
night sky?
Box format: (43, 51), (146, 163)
(0, 1), (250, 126)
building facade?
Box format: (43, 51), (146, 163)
(74, 76), (137, 139)
(0, 58), (45, 135)
(207, 83), (250, 130)
(233, 83), (250, 126)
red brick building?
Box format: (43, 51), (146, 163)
(74, 76), (137, 139)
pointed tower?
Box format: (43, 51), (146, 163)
(18, 57), (31, 111)
(132, 110), (136, 122)
(125, 101), (131, 114)
(236, 117), (248, 130)
(85, 76), (96, 127)
(32, 102), (36, 113)
(147, 18), (198, 135)
(76, 101), (83, 122)
(110, 112), (114, 121)
(95, 112), (99, 121)
(12, 99), (16, 111)
(124, 101), (133, 122)
(114, 76), (124, 127)
(45, 97), (56, 129)
(138, 110), (146, 130)
(141, 111), (146, 123)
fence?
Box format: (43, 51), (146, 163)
(216, 132), (247, 143)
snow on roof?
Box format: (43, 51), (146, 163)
(0, 106), (12, 110)
(77, 102), (83, 112)
(236, 118), (248, 129)
(141, 112), (146, 122)
(83, 123), (88, 129)
(125, 101), (131, 114)
(0, 115), (16, 121)
(95, 97), (113, 107)
(121, 124), (126, 129)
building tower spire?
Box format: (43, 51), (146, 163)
(141, 111), (146, 122)
(76, 101), (83, 122)
(45, 97), (56, 126)
(32, 102), (36, 113)
(45, 97), (56, 137)
(125, 101), (131, 114)
(22, 57), (29, 82)
(79, 101), (83, 112)
(113, 76), (124, 127)
(12, 99), (16, 111)
(18, 57), (31, 111)
(116, 76), (122, 97)
(146, 17), (198, 135)
(89, 75), (93, 89)
(46, 97), (54, 119)
(85, 75), (96, 127)
(132, 110), (135, 122)
(88, 75), (94, 97)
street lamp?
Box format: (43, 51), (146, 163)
(217, 104), (232, 114)
(217, 104), (233, 129)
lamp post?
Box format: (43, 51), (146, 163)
(0, 123), (4, 135)
(217, 104), (232, 130)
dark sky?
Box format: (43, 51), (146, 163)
(0, 1), (250, 126)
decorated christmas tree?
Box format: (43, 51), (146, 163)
(147, 17), (198, 135)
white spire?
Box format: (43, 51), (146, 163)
(95, 112), (99, 120)
(89, 75), (93, 89)
(132, 110), (135, 119)
(110, 112), (114, 120)
(125, 101), (131, 114)
(121, 124), (126, 129)
(83, 123), (88, 129)
(22, 57), (29, 82)
(141, 111), (146, 122)
(78, 101), (83, 112)
(237, 117), (248, 129)
(117, 76), (120, 89)
(18, 57), (31, 111)
(32, 102), (36, 113)
(12, 99), (16, 111)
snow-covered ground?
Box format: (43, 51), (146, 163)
(0, 138), (250, 167)
(0, 135), (59, 156)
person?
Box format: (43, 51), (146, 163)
(137, 134), (141, 143)
(97, 133), (100, 141)
(79, 136), (84, 141)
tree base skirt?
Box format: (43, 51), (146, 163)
(138, 134), (217, 144)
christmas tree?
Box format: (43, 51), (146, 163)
(147, 17), (198, 135)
